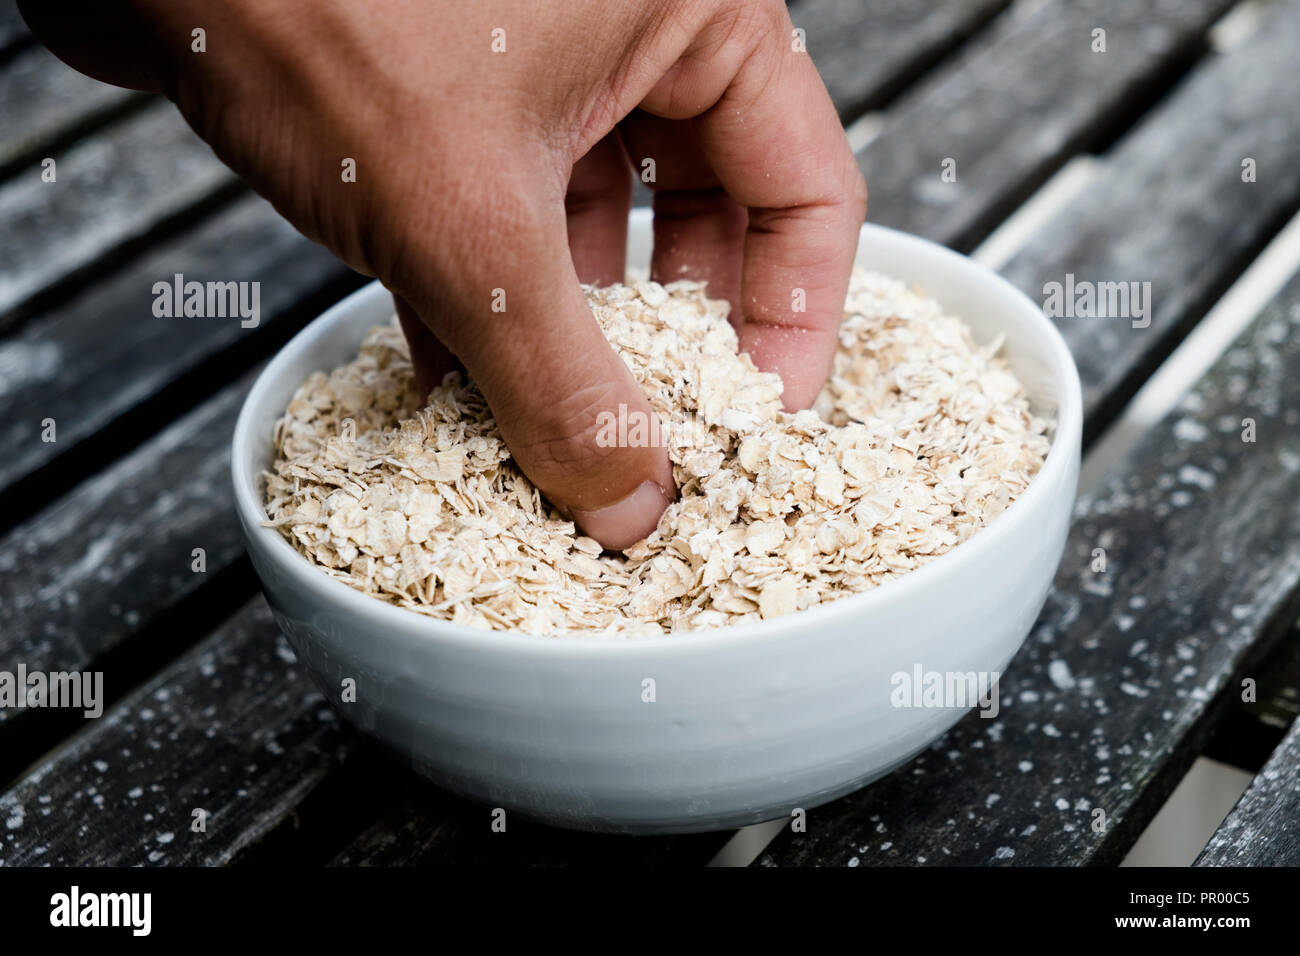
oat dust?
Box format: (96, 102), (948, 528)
(264, 270), (1051, 636)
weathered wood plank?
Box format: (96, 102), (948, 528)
(1196, 715), (1300, 866)
(0, 45), (143, 178)
(998, 0), (1300, 439)
(0, 600), (357, 866)
(859, 0), (1236, 251)
(758, 268), (1300, 866)
(0, 376), (253, 769)
(0, 100), (239, 327)
(794, 0), (1010, 118)
(0, 193), (362, 521)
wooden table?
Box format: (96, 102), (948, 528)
(2, 0), (1298, 867)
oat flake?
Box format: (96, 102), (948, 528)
(264, 270), (1051, 636)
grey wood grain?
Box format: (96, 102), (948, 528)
(0, 376), (253, 748)
(0, 600), (357, 866)
(0, 101), (238, 327)
(794, 0), (1010, 118)
(759, 268), (1300, 867)
(1000, 0), (1300, 438)
(859, 0), (1237, 251)
(0, 193), (361, 517)
(0, 45), (142, 178)
(1196, 715), (1300, 866)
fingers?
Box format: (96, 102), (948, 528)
(618, 110), (747, 327)
(565, 132), (633, 286)
(393, 294), (462, 398)
(643, 1), (867, 410)
(398, 191), (675, 551)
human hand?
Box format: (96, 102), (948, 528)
(23, 0), (866, 548)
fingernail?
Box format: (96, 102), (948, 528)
(572, 481), (671, 551)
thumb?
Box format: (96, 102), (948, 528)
(398, 203), (675, 551)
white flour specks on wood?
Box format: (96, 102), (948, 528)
(264, 270), (1051, 635)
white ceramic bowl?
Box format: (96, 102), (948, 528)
(232, 210), (1082, 834)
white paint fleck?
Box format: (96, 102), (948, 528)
(1081, 577), (1113, 596)
(994, 846), (1015, 860)
(1172, 417), (1208, 442)
(35, 532), (119, 602)
(1019, 761), (1034, 773)
(1178, 465), (1216, 490)
(0, 340), (62, 398)
(1043, 724), (1062, 738)
(1055, 798), (1070, 811)
(1048, 660), (1075, 690)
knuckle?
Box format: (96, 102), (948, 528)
(730, 0), (788, 59)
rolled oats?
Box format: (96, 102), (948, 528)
(264, 270), (1052, 635)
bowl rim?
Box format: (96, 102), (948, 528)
(232, 220), (1082, 657)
